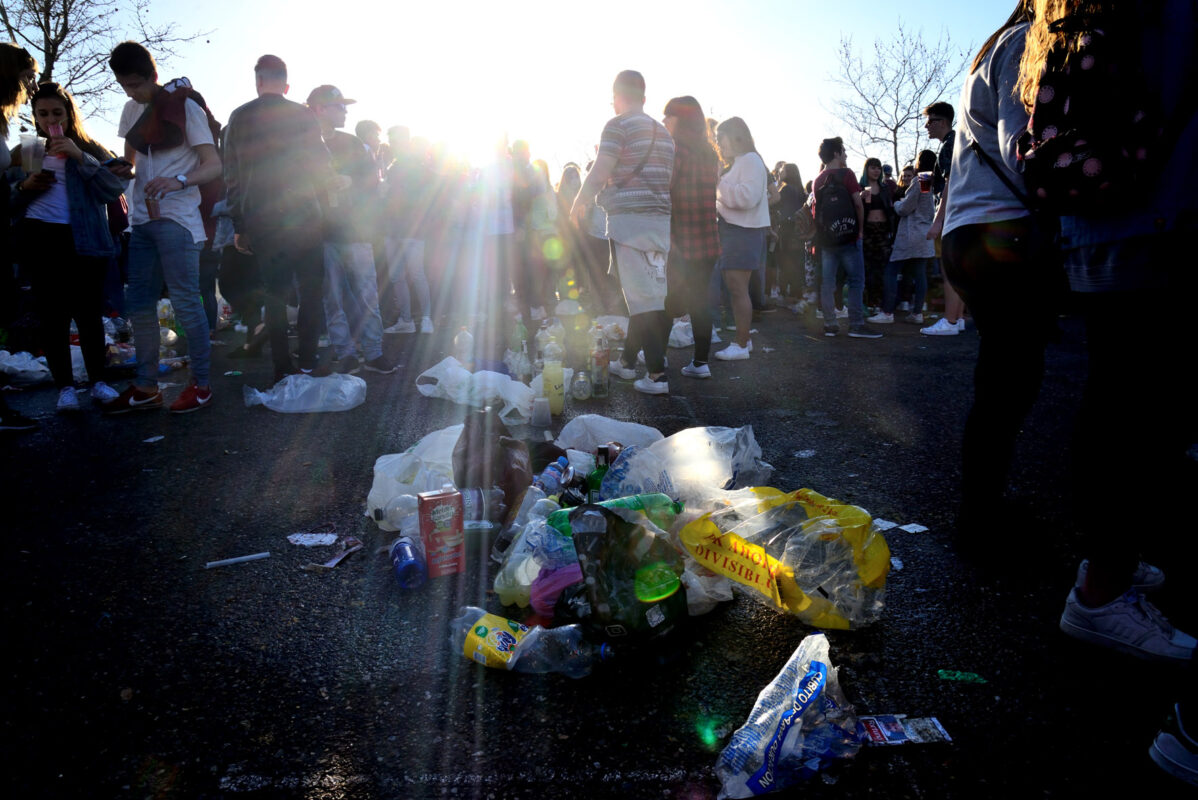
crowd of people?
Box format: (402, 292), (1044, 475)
(1, 0), (1195, 785)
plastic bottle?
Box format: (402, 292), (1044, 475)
(375, 493), (419, 530)
(546, 317), (565, 349)
(459, 487), (507, 523)
(390, 536), (426, 589)
(534, 322), (551, 362)
(534, 456), (570, 496)
(514, 341), (532, 385)
(543, 357), (565, 415)
(454, 326), (475, 369)
(570, 369), (593, 401)
(450, 606), (612, 678)
(491, 484), (556, 563)
(586, 444), (615, 503)
(590, 324), (610, 398)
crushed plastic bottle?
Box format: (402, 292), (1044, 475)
(453, 327), (475, 369)
(450, 606), (611, 678)
(390, 536), (426, 589)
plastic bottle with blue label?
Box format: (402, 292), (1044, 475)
(389, 536), (426, 589)
(449, 606), (612, 679)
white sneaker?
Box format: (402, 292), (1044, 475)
(711, 327), (722, 343)
(633, 375), (669, 395)
(420, 317), (434, 334)
(1060, 587), (1196, 662)
(898, 301), (911, 311)
(905, 313), (924, 324)
(611, 363), (638, 380)
(815, 310), (825, 320)
(957, 318), (966, 332)
(920, 317), (960, 336)
(90, 381), (120, 404)
(1076, 559), (1165, 592)
(56, 386), (81, 412)
(384, 319), (416, 334)
(867, 311), (894, 324)
(835, 307), (849, 319)
(681, 361), (711, 379)
(714, 343), (750, 361)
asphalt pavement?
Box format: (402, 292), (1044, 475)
(2, 307), (1193, 799)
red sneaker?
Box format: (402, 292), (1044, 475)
(103, 385), (164, 415)
(169, 380), (213, 414)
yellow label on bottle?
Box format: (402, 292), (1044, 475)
(463, 613), (530, 669)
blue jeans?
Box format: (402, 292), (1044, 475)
(323, 241), (383, 361)
(383, 236), (431, 322)
(819, 240), (866, 327)
(127, 220), (208, 388)
(883, 257), (929, 315)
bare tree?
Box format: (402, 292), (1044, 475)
(829, 22), (970, 169)
(1, 0), (206, 117)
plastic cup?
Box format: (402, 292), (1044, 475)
(531, 397), (551, 427)
(20, 134), (46, 173)
(918, 172), (932, 193)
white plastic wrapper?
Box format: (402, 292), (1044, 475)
(600, 426), (773, 506)
(0, 350), (51, 386)
(716, 633), (860, 798)
(554, 414), (664, 453)
(416, 356), (534, 425)
(365, 425), (463, 532)
(243, 373), (366, 413)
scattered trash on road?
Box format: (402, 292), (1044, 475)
(857, 715), (952, 745)
(899, 523), (929, 533)
(938, 669), (988, 684)
(143, 436), (164, 443)
(287, 533), (339, 547)
(301, 537), (363, 571)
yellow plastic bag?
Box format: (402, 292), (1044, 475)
(679, 487), (890, 630)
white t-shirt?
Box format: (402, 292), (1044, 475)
(117, 96), (213, 242)
(26, 153), (71, 224)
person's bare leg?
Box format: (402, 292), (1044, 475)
(723, 269), (753, 348)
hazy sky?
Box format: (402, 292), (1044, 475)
(22, 0), (1013, 180)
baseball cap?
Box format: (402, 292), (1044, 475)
(306, 85), (356, 107)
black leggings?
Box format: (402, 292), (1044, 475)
(22, 219), (109, 388)
(941, 217), (1060, 519)
(666, 254), (716, 364)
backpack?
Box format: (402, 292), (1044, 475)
(813, 169), (858, 246)
(791, 199), (816, 243)
(1016, 13), (1166, 215)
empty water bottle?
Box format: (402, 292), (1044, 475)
(534, 456), (570, 496)
(390, 536), (427, 589)
(450, 606), (612, 678)
(454, 326), (475, 369)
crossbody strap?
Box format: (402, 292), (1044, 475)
(614, 122), (659, 189)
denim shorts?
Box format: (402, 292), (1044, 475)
(716, 219), (768, 272)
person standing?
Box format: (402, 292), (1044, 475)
(811, 137), (881, 339)
(307, 84), (395, 375)
(11, 82), (125, 412)
(662, 96), (720, 378)
(104, 41), (222, 414)
(570, 70), (674, 396)
(869, 149), (938, 324)
(712, 117), (771, 360)
(0, 43), (40, 432)
(921, 101), (968, 336)
(223, 55), (334, 382)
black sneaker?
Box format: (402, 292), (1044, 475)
(1150, 703), (1198, 787)
(335, 355), (361, 374)
(363, 356), (398, 374)
(823, 325), (840, 337)
(0, 406), (38, 431)
(848, 325), (883, 339)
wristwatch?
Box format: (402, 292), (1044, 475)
(175, 173), (188, 188)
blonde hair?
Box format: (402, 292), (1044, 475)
(1016, 0), (1107, 112)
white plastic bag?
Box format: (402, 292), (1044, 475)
(417, 357), (534, 425)
(593, 315), (629, 342)
(668, 318), (694, 348)
(716, 633), (860, 798)
(243, 373), (367, 413)
(599, 426), (773, 505)
(0, 350), (52, 387)
(415, 356), (472, 405)
(365, 424), (464, 531)
(555, 414), (664, 452)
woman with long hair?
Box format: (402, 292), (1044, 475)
(712, 117), (770, 360)
(773, 163), (807, 305)
(661, 95), (721, 378)
(10, 82), (125, 412)
(858, 156), (895, 308)
(1018, 0), (1197, 692)
(869, 149), (937, 324)
(0, 43), (39, 430)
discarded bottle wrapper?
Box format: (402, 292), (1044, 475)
(287, 533), (339, 547)
(143, 436), (165, 443)
(856, 715), (952, 746)
(206, 552), (270, 569)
